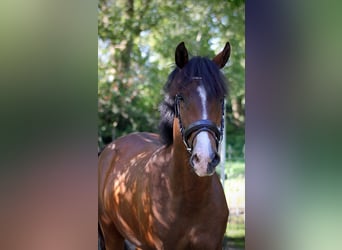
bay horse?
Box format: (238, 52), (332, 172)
(99, 41), (231, 250)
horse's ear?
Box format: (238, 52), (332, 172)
(175, 42), (189, 69)
(212, 42), (231, 69)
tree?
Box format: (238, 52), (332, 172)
(98, 0), (245, 155)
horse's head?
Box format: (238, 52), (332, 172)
(170, 41), (230, 177)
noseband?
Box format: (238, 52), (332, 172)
(174, 94), (225, 154)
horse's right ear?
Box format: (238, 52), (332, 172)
(175, 42), (188, 69)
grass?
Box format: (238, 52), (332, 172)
(223, 236), (245, 249)
(222, 160), (245, 249)
(227, 215), (245, 238)
(224, 214), (245, 249)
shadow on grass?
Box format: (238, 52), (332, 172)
(223, 235), (245, 249)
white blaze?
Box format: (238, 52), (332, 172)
(197, 86), (207, 119)
(192, 86), (214, 176)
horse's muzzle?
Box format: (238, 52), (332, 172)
(189, 131), (221, 176)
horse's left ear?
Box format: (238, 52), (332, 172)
(212, 42), (231, 69)
(175, 42), (189, 69)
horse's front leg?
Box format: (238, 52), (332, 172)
(100, 221), (126, 250)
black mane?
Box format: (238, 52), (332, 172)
(158, 56), (228, 145)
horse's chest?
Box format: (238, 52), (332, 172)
(147, 203), (224, 248)
(148, 221), (221, 250)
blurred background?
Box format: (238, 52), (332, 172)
(98, 0), (245, 248)
(2, 0), (342, 250)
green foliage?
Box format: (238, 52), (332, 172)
(98, 0), (245, 150)
(226, 123), (245, 159)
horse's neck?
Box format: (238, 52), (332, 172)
(168, 139), (213, 204)
(164, 118), (213, 203)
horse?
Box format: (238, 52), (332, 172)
(98, 41), (231, 250)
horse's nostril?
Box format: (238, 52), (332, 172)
(190, 153), (200, 167)
(209, 152), (220, 168)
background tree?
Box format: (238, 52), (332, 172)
(98, 0), (245, 158)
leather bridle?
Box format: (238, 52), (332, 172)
(174, 93), (225, 154)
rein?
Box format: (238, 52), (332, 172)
(174, 91), (225, 154)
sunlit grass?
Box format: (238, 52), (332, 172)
(222, 160), (245, 248)
(227, 216), (245, 238)
(224, 214), (245, 249)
